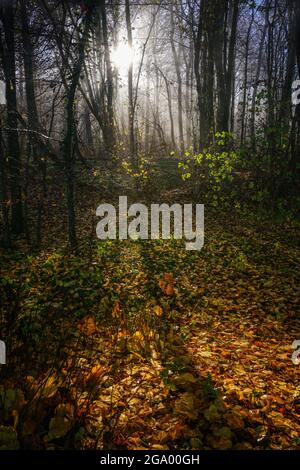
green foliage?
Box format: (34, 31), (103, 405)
(177, 128), (299, 215)
(237, 121), (299, 210)
(4, 253), (104, 356)
(203, 374), (219, 400)
(122, 158), (149, 182)
(178, 132), (239, 205)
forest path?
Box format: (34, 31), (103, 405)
(62, 240), (219, 450)
(1, 212), (299, 450)
(82, 223), (300, 450)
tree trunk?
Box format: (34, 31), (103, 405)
(240, 8), (254, 146)
(125, 0), (136, 167)
(0, 115), (10, 247)
(144, 59), (150, 153)
(224, 0), (239, 132)
(0, 2), (23, 234)
(157, 66), (176, 149)
(99, 0), (115, 151)
(170, 3), (184, 153)
(250, 6), (268, 148)
(63, 16), (91, 252)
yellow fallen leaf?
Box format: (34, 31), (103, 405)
(132, 331), (144, 340)
(174, 372), (198, 386)
(154, 305), (163, 317)
(199, 350), (212, 358)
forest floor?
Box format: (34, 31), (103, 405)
(0, 171), (300, 450)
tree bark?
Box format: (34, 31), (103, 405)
(0, 2), (23, 234)
(170, 2), (184, 153)
(63, 15), (92, 252)
(240, 8), (254, 146)
(125, 0), (136, 167)
(99, 0), (115, 150)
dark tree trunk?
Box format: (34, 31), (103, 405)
(20, 1), (39, 136)
(224, 0), (239, 132)
(0, 2), (23, 235)
(290, 0), (300, 175)
(250, 7), (268, 148)
(125, 0), (136, 167)
(100, 0), (115, 151)
(63, 17), (91, 252)
(20, 0), (47, 247)
(0, 115), (10, 247)
(240, 8), (254, 146)
(170, 2), (184, 153)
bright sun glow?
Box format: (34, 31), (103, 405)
(111, 43), (134, 72)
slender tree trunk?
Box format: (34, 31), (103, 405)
(20, 0), (48, 247)
(144, 59), (150, 153)
(193, 1), (203, 149)
(250, 7), (268, 148)
(170, 3), (184, 153)
(20, 2), (39, 136)
(63, 17), (91, 252)
(166, 81), (176, 150)
(290, 0), (300, 175)
(0, 115), (10, 247)
(214, 2), (227, 132)
(0, 3), (23, 234)
(100, 0), (115, 150)
(157, 66), (176, 149)
(224, 0), (239, 132)
(204, 12), (215, 145)
(194, 0), (215, 148)
(240, 10), (254, 146)
(83, 104), (93, 147)
(125, 0), (136, 166)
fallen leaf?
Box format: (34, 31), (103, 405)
(225, 411), (244, 430)
(47, 416), (72, 441)
(154, 305), (163, 317)
(112, 301), (121, 319)
(174, 392), (198, 419)
(159, 273), (175, 296)
(204, 404), (220, 422)
(77, 316), (97, 336)
(174, 373), (198, 387)
(0, 426), (20, 450)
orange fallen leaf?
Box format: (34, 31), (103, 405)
(85, 365), (105, 388)
(91, 365), (104, 378)
(112, 301), (121, 319)
(164, 273), (174, 283)
(77, 316), (97, 336)
(221, 350), (231, 358)
(159, 273), (175, 296)
(165, 283), (174, 295)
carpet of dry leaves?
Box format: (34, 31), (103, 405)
(1, 208), (299, 450)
